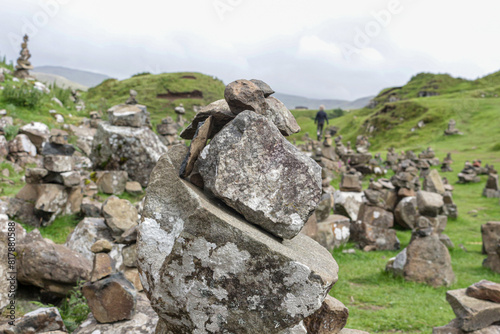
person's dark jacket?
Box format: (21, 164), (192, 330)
(315, 110), (329, 125)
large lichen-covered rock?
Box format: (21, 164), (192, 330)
(198, 111), (321, 240)
(138, 152), (338, 334)
(90, 122), (168, 187)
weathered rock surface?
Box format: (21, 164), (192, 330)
(90, 122), (168, 187)
(125, 181), (143, 195)
(394, 196), (418, 230)
(303, 295), (349, 334)
(43, 155), (74, 173)
(91, 239), (113, 253)
(18, 229), (92, 295)
(102, 196), (138, 236)
(91, 252), (113, 282)
(42, 142), (75, 156)
(264, 96), (301, 136)
(482, 221), (500, 255)
(108, 104), (150, 128)
(8, 134), (37, 156)
(82, 273), (137, 324)
(224, 79), (268, 115)
(352, 204), (400, 251)
(65, 218), (113, 263)
(180, 99), (235, 140)
(433, 318), (500, 334)
(198, 111), (321, 239)
(314, 215), (351, 251)
(19, 122), (50, 150)
(417, 190), (444, 217)
(333, 191), (364, 221)
(138, 152), (338, 333)
(96, 170), (128, 195)
(0, 307), (67, 334)
(423, 169), (446, 195)
(73, 293), (156, 334)
(447, 288), (500, 331)
(403, 234), (455, 287)
(81, 197), (102, 218)
(466, 280), (500, 303)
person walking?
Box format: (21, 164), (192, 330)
(314, 105), (329, 141)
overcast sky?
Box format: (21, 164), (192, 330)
(1, 0), (499, 100)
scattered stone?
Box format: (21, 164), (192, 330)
(102, 196), (138, 236)
(444, 119), (463, 135)
(401, 233), (455, 287)
(250, 79), (275, 97)
(423, 169), (446, 195)
(90, 122), (168, 187)
(125, 181), (143, 195)
(481, 221), (500, 273)
(314, 215), (351, 251)
(122, 243), (137, 268)
(180, 99), (235, 140)
(340, 169), (362, 192)
(352, 204), (400, 251)
(417, 190), (444, 217)
(180, 116), (213, 178)
(91, 252), (113, 282)
(19, 122), (50, 151)
(394, 196), (418, 229)
(8, 134), (37, 157)
(224, 79), (268, 115)
(483, 174), (500, 198)
(42, 142), (76, 156)
(96, 170), (128, 195)
(82, 273), (137, 323)
(73, 293), (157, 334)
(447, 288), (500, 331)
(264, 96), (301, 136)
(303, 295), (349, 334)
(333, 191), (365, 221)
(198, 111), (321, 239)
(18, 229), (92, 295)
(65, 218), (113, 263)
(81, 197), (102, 218)
(0, 307), (67, 334)
(91, 239), (113, 253)
(466, 280), (500, 303)
(108, 104), (150, 128)
(43, 155), (74, 173)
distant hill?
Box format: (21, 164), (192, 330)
(289, 70), (500, 151)
(31, 71), (88, 91)
(274, 92), (374, 110)
(84, 72), (226, 125)
(34, 66), (111, 88)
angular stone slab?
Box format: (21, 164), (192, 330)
(466, 280), (500, 303)
(199, 111), (321, 239)
(303, 295), (348, 334)
(138, 152), (338, 334)
(447, 288), (500, 331)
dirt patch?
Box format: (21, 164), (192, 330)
(157, 90), (203, 101)
(181, 75), (197, 80)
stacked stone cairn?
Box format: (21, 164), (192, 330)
(483, 172), (499, 198)
(90, 92), (168, 187)
(13, 129), (83, 226)
(138, 79), (352, 333)
(352, 177), (400, 252)
(444, 119), (463, 135)
(306, 152), (351, 251)
(481, 221), (500, 273)
(433, 280), (500, 333)
(458, 162), (481, 184)
(386, 189), (455, 287)
(441, 152), (453, 172)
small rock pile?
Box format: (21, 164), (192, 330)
(444, 119), (463, 136)
(386, 190), (455, 287)
(352, 178), (400, 251)
(138, 79), (350, 333)
(481, 221), (500, 273)
(433, 280), (500, 333)
(11, 129), (82, 226)
(90, 92), (168, 187)
(441, 152), (453, 172)
(458, 162), (481, 184)
(483, 173), (499, 198)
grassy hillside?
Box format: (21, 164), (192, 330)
(84, 72), (226, 126)
(291, 71), (500, 333)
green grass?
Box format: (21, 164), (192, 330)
(20, 215), (81, 244)
(84, 72), (226, 127)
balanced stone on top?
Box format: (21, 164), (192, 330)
(198, 110), (322, 239)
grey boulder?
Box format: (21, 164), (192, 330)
(198, 111), (321, 239)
